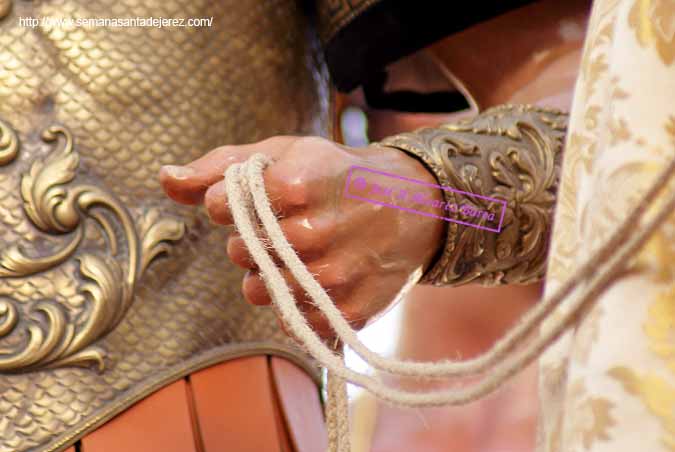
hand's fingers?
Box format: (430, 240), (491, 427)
(303, 303), (369, 338)
(159, 136), (299, 205)
(241, 255), (362, 307)
(226, 214), (337, 269)
(227, 232), (284, 270)
(203, 156), (314, 225)
(241, 268), (311, 307)
(203, 176), (289, 226)
(272, 294), (369, 341)
(159, 145), (250, 205)
(274, 311), (336, 342)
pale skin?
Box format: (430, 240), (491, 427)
(159, 136), (446, 338)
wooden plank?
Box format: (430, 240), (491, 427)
(270, 357), (327, 452)
(81, 380), (197, 452)
(189, 356), (283, 452)
(269, 368), (294, 452)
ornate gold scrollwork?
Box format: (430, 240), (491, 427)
(0, 121), (185, 372)
(0, 116), (18, 165)
(379, 105), (567, 286)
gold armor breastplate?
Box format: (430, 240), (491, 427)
(0, 1), (326, 451)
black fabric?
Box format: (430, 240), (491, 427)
(325, 0), (538, 93)
(362, 70), (469, 112)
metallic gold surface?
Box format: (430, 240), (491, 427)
(0, 123), (186, 372)
(315, 0), (379, 43)
(0, 116), (18, 165)
(0, 1), (327, 451)
(379, 104), (567, 286)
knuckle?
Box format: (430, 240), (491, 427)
(259, 135), (293, 148)
(204, 184), (230, 223)
(283, 185), (309, 209)
(210, 144), (238, 157)
(281, 219), (318, 253)
(268, 136), (337, 210)
(199, 145), (241, 169)
(288, 135), (331, 153)
(316, 262), (351, 289)
(269, 170), (310, 209)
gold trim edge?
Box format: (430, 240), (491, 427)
(45, 341), (320, 452)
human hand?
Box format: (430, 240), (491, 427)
(159, 136), (445, 338)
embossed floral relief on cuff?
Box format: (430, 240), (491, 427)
(376, 104), (568, 286)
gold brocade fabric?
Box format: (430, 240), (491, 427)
(538, 0), (675, 451)
(0, 1), (327, 451)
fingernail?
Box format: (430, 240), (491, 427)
(162, 165), (195, 180)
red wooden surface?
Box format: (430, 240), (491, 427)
(74, 356), (324, 452)
(270, 357), (327, 452)
(81, 380), (197, 452)
(189, 356), (288, 452)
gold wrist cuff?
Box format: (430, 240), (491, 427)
(377, 104), (568, 286)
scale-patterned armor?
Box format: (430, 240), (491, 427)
(0, 1), (327, 451)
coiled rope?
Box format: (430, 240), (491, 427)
(224, 153), (675, 452)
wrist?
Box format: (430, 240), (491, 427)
(374, 105), (568, 287)
(363, 143), (447, 274)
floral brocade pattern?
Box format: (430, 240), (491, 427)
(539, 0), (675, 451)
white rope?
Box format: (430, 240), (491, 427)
(326, 369), (350, 452)
(224, 153), (675, 450)
(244, 154), (675, 379)
(225, 153), (675, 402)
